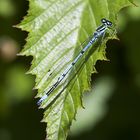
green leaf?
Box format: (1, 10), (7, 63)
(18, 0), (133, 140)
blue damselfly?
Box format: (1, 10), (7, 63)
(37, 18), (113, 105)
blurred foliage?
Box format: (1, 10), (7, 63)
(118, 0), (140, 89)
(0, 0), (15, 17)
(71, 76), (115, 136)
(0, 0), (140, 140)
(0, 64), (34, 116)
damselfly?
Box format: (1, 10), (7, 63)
(37, 18), (113, 105)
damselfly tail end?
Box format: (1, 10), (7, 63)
(37, 94), (48, 106)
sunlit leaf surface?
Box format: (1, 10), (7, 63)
(18, 0), (133, 140)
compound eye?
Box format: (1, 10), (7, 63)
(107, 21), (112, 26)
(101, 18), (106, 23)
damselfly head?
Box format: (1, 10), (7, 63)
(101, 18), (107, 24)
(106, 21), (112, 26)
(101, 18), (112, 27)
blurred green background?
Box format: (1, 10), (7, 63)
(0, 0), (140, 140)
